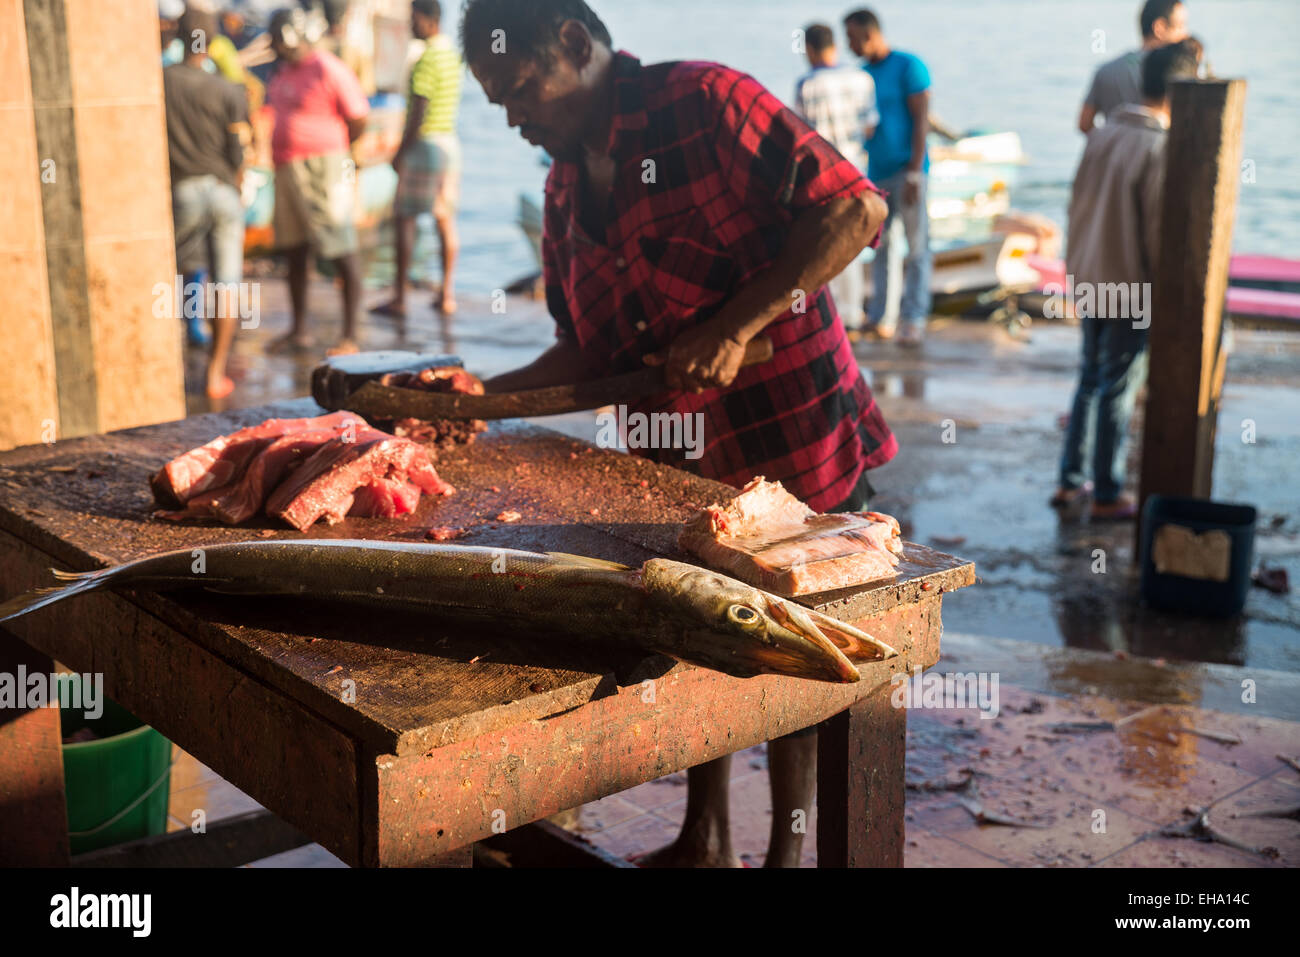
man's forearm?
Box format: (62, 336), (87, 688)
(907, 93), (929, 172)
(908, 115), (927, 172)
(396, 97), (428, 156)
(481, 337), (593, 392)
(711, 191), (887, 344)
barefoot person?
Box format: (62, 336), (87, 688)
(374, 0), (464, 328)
(265, 7), (369, 355)
(1053, 41), (1200, 520)
(460, 0), (894, 867)
(163, 5), (251, 399)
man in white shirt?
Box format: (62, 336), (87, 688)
(795, 22), (878, 331)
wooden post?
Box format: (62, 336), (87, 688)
(1137, 78), (1246, 524)
(816, 681), (906, 868)
(1, 0), (186, 451)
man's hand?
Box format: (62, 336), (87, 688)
(644, 325), (748, 394)
(903, 174), (921, 207)
(1077, 103), (1098, 135)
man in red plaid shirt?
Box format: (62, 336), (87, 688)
(463, 0), (894, 867)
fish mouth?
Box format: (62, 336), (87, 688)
(754, 596), (858, 682)
(762, 594), (897, 677)
(640, 559), (887, 684)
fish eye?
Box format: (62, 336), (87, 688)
(728, 604), (759, 624)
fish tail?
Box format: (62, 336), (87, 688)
(0, 567), (115, 624)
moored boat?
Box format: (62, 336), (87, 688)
(1024, 253), (1300, 326)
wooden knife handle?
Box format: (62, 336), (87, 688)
(740, 336), (774, 366)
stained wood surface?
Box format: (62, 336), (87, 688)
(24, 0), (99, 439)
(0, 398), (973, 758)
(0, 527), (363, 863)
(367, 599), (938, 864)
(1138, 78), (1247, 517)
(0, 628), (70, 865)
(817, 681), (906, 867)
(71, 809), (310, 868)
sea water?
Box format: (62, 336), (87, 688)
(405, 0), (1297, 294)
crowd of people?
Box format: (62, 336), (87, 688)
(162, 0), (942, 404)
(160, 0), (1204, 525)
(160, 0), (463, 398)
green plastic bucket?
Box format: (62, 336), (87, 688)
(58, 675), (172, 855)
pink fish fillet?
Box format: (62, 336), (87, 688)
(349, 477), (423, 518)
(266, 433), (453, 531)
(150, 411), (366, 506)
(209, 424), (377, 525)
(678, 477), (903, 596)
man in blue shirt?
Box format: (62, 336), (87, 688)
(844, 8), (932, 345)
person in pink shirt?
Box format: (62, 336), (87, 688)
(266, 8), (370, 355)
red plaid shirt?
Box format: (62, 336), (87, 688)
(543, 52), (897, 511)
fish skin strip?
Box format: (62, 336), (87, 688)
(0, 541), (901, 683)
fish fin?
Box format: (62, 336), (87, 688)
(0, 568), (110, 623)
(543, 552), (631, 571)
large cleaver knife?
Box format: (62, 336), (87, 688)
(311, 350), (462, 411)
(329, 337), (774, 421)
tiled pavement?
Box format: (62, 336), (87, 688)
(164, 682), (1299, 867)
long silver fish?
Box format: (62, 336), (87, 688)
(0, 541), (897, 683)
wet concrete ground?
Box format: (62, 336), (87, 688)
(167, 682), (1300, 868)
(177, 274), (1299, 866)
(862, 321), (1300, 680)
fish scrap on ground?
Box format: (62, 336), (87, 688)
(950, 777), (1050, 828)
(1161, 805), (1282, 860)
(0, 540), (900, 683)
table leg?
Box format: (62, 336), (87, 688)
(422, 845), (473, 868)
(0, 629), (70, 865)
(816, 679), (905, 867)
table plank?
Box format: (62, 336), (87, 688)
(0, 526), (363, 863)
(367, 599), (937, 865)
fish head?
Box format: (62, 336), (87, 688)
(641, 560), (895, 683)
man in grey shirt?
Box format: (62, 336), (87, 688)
(1053, 41), (1200, 520)
(1077, 0), (1189, 132)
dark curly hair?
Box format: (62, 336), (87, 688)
(459, 0), (613, 67)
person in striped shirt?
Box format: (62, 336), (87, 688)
(375, 0), (464, 325)
(794, 23), (878, 331)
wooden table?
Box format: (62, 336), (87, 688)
(0, 399), (973, 867)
